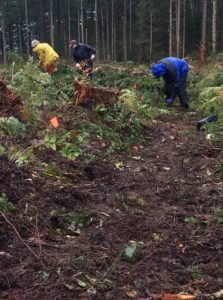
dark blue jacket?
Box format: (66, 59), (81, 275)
(73, 43), (96, 63)
(152, 57), (189, 87)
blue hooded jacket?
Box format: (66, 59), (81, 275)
(152, 57), (189, 87)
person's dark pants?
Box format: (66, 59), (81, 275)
(164, 74), (189, 108)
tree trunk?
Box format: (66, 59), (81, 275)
(25, 0), (30, 55)
(169, 0), (173, 56)
(106, 2), (110, 60)
(78, 4), (80, 42)
(123, 0), (127, 61)
(201, 0), (207, 46)
(68, 0), (71, 46)
(138, 16), (143, 63)
(17, 0), (22, 53)
(40, 0), (44, 41)
(176, 0), (181, 57)
(95, 0), (100, 60)
(50, 0), (54, 47)
(182, 0), (186, 57)
(113, 0), (117, 61)
(212, 0), (217, 53)
(111, 0), (114, 60)
(1, 0), (6, 65)
(85, 28), (88, 44)
(100, 2), (105, 61)
(80, 0), (84, 43)
(129, 0), (132, 57)
(149, 11), (153, 62)
(74, 81), (120, 106)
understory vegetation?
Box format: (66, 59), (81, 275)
(0, 57), (223, 299)
(1, 57), (223, 164)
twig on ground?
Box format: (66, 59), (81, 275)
(35, 213), (42, 258)
(193, 143), (223, 151)
(0, 211), (44, 265)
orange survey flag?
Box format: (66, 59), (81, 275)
(50, 116), (59, 128)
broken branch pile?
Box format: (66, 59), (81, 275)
(0, 78), (25, 121)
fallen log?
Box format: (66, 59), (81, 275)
(0, 78), (25, 121)
(74, 80), (120, 106)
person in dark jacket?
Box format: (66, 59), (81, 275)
(70, 40), (96, 78)
(151, 57), (189, 109)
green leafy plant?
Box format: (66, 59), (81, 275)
(8, 148), (34, 166)
(0, 117), (26, 137)
(0, 145), (6, 155)
(187, 266), (203, 280)
(60, 143), (81, 160)
(214, 208), (223, 224)
(0, 194), (16, 212)
(45, 164), (64, 177)
(44, 132), (58, 151)
(184, 216), (199, 225)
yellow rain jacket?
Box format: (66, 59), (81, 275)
(33, 43), (59, 72)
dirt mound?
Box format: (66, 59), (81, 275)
(0, 78), (25, 121)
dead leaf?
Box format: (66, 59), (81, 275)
(126, 290), (138, 298)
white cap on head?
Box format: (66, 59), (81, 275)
(31, 39), (40, 48)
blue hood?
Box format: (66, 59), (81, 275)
(151, 63), (167, 78)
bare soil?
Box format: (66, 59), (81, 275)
(0, 109), (223, 300)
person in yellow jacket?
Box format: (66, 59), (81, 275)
(31, 40), (59, 74)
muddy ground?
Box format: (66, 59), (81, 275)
(0, 109), (223, 300)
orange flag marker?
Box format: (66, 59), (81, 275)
(50, 116), (59, 128)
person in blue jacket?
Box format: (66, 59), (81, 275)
(70, 40), (96, 78)
(151, 57), (189, 109)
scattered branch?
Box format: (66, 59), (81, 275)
(0, 211), (44, 265)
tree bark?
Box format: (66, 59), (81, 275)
(201, 0), (207, 46)
(68, 0), (71, 46)
(80, 0), (84, 43)
(50, 0), (54, 47)
(100, 1), (105, 61)
(149, 11), (153, 62)
(111, 0), (114, 60)
(74, 81), (120, 106)
(113, 0), (117, 61)
(40, 0), (44, 41)
(169, 0), (173, 56)
(123, 0), (127, 61)
(17, 0), (22, 53)
(176, 0), (181, 57)
(25, 0), (30, 55)
(182, 0), (186, 57)
(212, 0), (217, 53)
(1, 0), (6, 64)
(78, 4), (80, 42)
(106, 1), (110, 60)
(129, 0), (132, 57)
(95, 0), (100, 60)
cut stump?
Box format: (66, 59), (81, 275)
(74, 81), (120, 106)
(0, 78), (25, 121)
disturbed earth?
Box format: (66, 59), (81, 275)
(0, 109), (223, 299)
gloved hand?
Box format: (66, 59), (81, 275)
(165, 98), (174, 105)
(91, 54), (95, 60)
